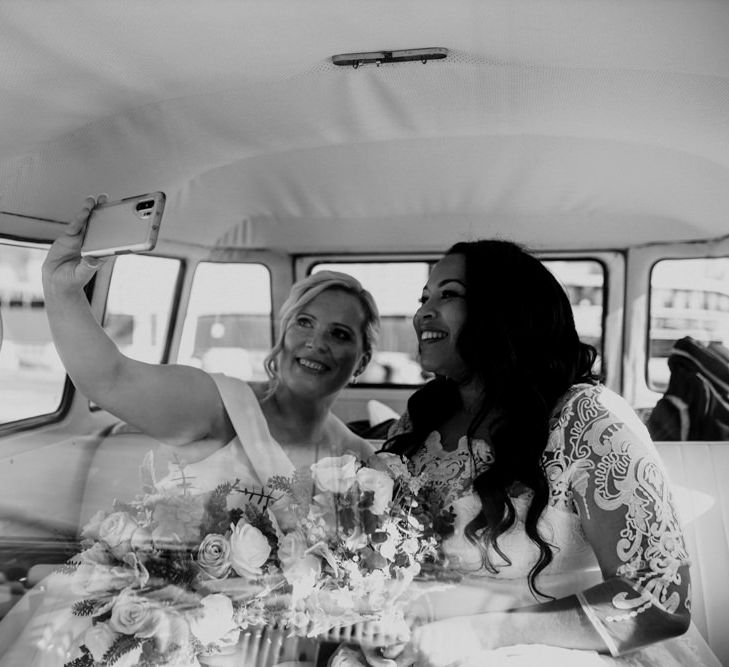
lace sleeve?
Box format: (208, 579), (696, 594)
(551, 385), (691, 656)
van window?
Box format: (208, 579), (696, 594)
(312, 262), (430, 385)
(0, 242), (65, 424)
(103, 255), (181, 364)
(177, 262), (272, 381)
(649, 258), (729, 392)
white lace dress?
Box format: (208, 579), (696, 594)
(396, 383), (721, 666)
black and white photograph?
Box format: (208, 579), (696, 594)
(0, 2), (727, 666)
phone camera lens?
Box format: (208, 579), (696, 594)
(136, 200), (154, 212)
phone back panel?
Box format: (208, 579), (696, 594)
(81, 192), (165, 257)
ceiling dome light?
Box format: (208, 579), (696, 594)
(332, 47), (448, 69)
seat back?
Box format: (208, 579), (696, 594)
(655, 441), (729, 666)
(78, 428), (167, 527)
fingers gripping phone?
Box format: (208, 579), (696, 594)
(80, 192), (165, 258)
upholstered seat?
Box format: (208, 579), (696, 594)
(23, 428), (729, 665)
(655, 441), (729, 666)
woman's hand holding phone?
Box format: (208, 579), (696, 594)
(42, 195), (110, 296)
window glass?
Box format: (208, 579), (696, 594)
(0, 243), (66, 424)
(649, 258), (729, 392)
(543, 260), (605, 373)
(177, 263), (272, 381)
(103, 255), (181, 363)
(313, 262), (432, 385)
(315, 259), (604, 385)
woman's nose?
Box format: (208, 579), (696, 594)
(413, 304), (431, 330)
(305, 327), (327, 350)
(415, 300), (434, 321)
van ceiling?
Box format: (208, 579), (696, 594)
(1, 1), (728, 253)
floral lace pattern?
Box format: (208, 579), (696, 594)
(544, 385), (689, 614)
(410, 431), (493, 504)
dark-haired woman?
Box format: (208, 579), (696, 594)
(376, 241), (719, 666)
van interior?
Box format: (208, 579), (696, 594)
(1, 2), (728, 664)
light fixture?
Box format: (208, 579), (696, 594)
(332, 47), (448, 69)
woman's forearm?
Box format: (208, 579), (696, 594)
(43, 277), (224, 445)
(419, 579), (690, 662)
(470, 595), (607, 653)
(43, 281), (125, 403)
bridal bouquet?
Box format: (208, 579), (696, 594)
(62, 454), (283, 667)
(265, 452), (458, 637)
(60, 452), (456, 666)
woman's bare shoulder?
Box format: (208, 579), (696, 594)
(247, 381), (271, 403)
(330, 416), (376, 459)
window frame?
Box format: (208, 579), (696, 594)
(101, 253), (187, 366)
(0, 237), (74, 433)
(646, 255), (729, 394)
(174, 259), (275, 381)
(625, 239), (729, 412)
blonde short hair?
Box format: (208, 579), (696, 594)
(263, 270), (380, 391)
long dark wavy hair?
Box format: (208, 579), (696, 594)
(383, 240), (599, 598)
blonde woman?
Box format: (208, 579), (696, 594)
(0, 196), (380, 666)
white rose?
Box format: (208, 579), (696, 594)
(72, 563), (135, 596)
(228, 520), (271, 578)
(344, 525), (368, 551)
(82, 623), (118, 661)
(278, 531), (321, 591)
(356, 467), (394, 514)
(377, 532), (398, 561)
(71, 542), (113, 566)
(197, 533), (232, 580)
(189, 594), (237, 645)
(329, 645), (369, 667)
(81, 510), (108, 541)
(401, 538), (419, 555)
(108, 588), (162, 636)
(311, 455), (358, 494)
(98, 512), (139, 558)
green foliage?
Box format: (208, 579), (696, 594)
(64, 645), (94, 667)
(71, 598), (100, 617)
(101, 635), (144, 665)
(138, 639), (184, 666)
(265, 474), (292, 494)
(56, 562), (80, 576)
(199, 479), (240, 537)
(415, 484), (456, 540)
(145, 550), (197, 588)
(290, 467), (315, 509)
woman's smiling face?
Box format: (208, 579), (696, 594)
(413, 253), (470, 381)
(279, 287), (368, 399)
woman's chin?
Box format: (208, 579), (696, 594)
(285, 370), (343, 398)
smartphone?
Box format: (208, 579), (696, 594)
(80, 192), (165, 258)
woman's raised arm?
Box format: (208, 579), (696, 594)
(42, 197), (231, 447)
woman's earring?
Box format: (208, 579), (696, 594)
(351, 373), (359, 384)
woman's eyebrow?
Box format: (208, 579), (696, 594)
(437, 278), (466, 288)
